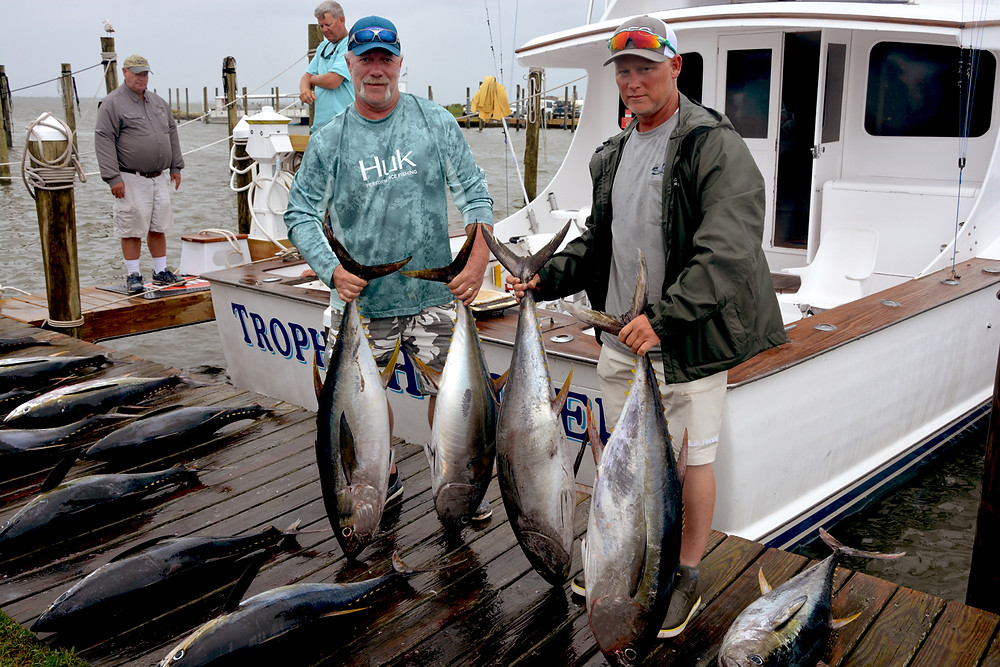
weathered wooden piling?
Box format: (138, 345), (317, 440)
(224, 57), (251, 234)
(306, 23), (322, 130)
(25, 116), (83, 339)
(203, 86), (209, 123)
(0, 66), (10, 181)
(1, 65), (12, 148)
(100, 36), (118, 94)
(60, 64), (78, 150)
(967, 288), (1000, 614)
(523, 68), (542, 203)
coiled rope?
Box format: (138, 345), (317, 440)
(20, 113), (86, 199)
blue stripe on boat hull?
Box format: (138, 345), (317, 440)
(761, 400), (991, 551)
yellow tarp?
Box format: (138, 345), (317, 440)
(470, 76), (511, 121)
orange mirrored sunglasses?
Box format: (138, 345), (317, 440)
(608, 27), (676, 55)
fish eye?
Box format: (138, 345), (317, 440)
(342, 527), (353, 537)
(624, 648), (638, 660)
(172, 649), (185, 661)
(748, 656), (763, 665)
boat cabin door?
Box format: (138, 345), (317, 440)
(719, 31), (847, 262)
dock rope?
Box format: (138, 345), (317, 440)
(20, 113), (86, 199)
(194, 228), (248, 268)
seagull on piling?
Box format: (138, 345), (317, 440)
(103, 20), (115, 33)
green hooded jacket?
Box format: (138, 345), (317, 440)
(536, 93), (788, 383)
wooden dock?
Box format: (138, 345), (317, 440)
(1, 314), (999, 666)
(0, 286), (214, 342)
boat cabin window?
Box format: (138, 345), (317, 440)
(725, 49), (772, 138)
(865, 42), (996, 137)
(678, 52), (704, 104)
(821, 43), (846, 144)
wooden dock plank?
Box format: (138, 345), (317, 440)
(2, 314), (999, 667)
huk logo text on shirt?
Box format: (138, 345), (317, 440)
(358, 149), (417, 182)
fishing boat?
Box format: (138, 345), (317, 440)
(204, 0), (1000, 549)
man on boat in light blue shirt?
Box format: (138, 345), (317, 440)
(285, 15), (493, 511)
(299, 1), (354, 132)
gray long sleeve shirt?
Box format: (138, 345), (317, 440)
(94, 85), (183, 186)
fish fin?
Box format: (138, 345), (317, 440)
(392, 550), (420, 575)
(492, 369), (509, 394)
(339, 413), (357, 484)
(758, 567), (772, 594)
(409, 352), (441, 391)
(567, 304), (624, 336)
(771, 596), (808, 629)
(819, 528), (905, 560)
(400, 225), (478, 283)
(625, 251), (649, 322)
(108, 535), (178, 562)
(322, 607), (369, 617)
(313, 358), (324, 399)
(831, 610), (864, 629)
(279, 519), (304, 547)
(676, 429), (688, 486)
(583, 401), (605, 467)
(39, 451), (78, 493)
(223, 549), (269, 612)
(327, 232), (411, 281)
(135, 405), (184, 418)
(552, 366), (574, 414)
(379, 338), (402, 389)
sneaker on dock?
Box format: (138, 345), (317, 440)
(658, 565), (702, 639)
(152, 269), (182, 286)
(126, 273), (145, 295)
(386, 471), (403, 505)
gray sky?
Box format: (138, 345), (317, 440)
(2, 0), (592, 107)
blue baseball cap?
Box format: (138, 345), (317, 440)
(347, 16), (401, 57)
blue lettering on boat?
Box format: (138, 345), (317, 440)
(230, 302), (328, 369)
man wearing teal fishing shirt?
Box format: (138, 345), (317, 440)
(285, 16), (494, 514)
(298, 1), (354, 133)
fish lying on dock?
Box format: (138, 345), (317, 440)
(400, 226), (504, 527)
(3, 375), (181, 428)
(482, 222), (579, 585)
(718, 528), (904, 667)
(316, 229), (410, 558)
(0, 336), (51, 353)
(0, 388), (38, 417)
(0, 354), (110, 393)
(571, 253), (687, 667)
(158, 552), (421, 666)
(81, 404), (271, 462)
(0, 414), (129, 462)
(31, 521), (300, 633)
(0, 464), (199, 555)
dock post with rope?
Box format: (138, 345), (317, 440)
(524, 68), (542, 202)
(23, 114), (85, 339)
(100, 37), (118, 94)
(223, 57), (251, 235)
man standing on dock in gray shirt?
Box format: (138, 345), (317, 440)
(95, 54), (184, 294)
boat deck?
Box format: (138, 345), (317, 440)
(1, 315), (999, 666)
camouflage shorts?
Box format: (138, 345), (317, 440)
(327, 302), (456, 396)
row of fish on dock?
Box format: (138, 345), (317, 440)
(0, 219), (905, 666)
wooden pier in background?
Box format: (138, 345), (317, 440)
(1, 314), (999, 666)
(0, 287), (213, 342)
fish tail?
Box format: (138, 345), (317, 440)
(400, 224), (479, 284)
(819, 528), (905, 561)
(482, 222), (571, 282)
(327, 231), (411, 281)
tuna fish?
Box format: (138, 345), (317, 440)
(316, 230), (410, 558)
(400, 226), (504, 527)
(482, 223), (579, 585)
(718, 529), (904, 667)
(0, 414), (128, 460)
(31, 521), (300, 633)
(158, 552), (420, 666)
(81, 404), (271, 462)
(0, 464), (199, 553)
(3, 375), (181, 428)
(570, 253), (687, 667)
(0, 336), (51, 353)
(0, 354), (110, 392)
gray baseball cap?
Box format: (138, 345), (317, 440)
(604, 16), (678, 66)
(122, 54), (152, 73)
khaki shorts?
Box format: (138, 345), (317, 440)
(597, 345), (727, 466)
(327, 302), (455, 396)
(112, 171), (174, 238)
